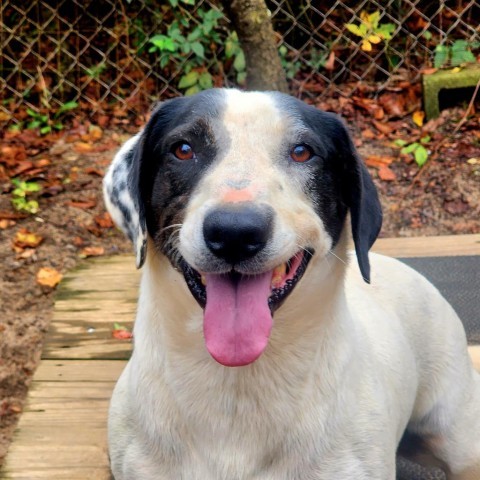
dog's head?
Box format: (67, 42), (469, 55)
(104, 89), (382, 367)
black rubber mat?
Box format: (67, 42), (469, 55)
(396, 255), (479, 479)
(400, 256), (480, 344)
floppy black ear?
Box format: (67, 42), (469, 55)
(348, 158), (382, 283)
(341, 133), (382, 283)
(103, 132), (147, 268)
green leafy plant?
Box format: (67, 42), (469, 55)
(395, 136), (431, 167)
(26, 101), (78, 135)
(11, 179), (42, 214)
(346, 11), (395, 52)
(148, 6), (226, 95)
(279, 46), (302, 80)
(225, 32), (246, 85)
(434, 40), (479, 69)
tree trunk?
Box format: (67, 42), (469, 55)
(221, 0), (289, 93)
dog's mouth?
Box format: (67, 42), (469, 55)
(181, 250), (313, 367)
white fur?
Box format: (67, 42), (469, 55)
(108, 240), (480, 479)
(106, 92), (480, 480)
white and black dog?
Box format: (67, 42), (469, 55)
(104, 89), (480, 480)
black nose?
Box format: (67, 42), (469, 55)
(203, 205), (273, 264)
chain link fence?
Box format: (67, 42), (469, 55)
(1, 0), (479, 125)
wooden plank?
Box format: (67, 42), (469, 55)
(1, 467), (111, 480)
(34, 360), (125, 382)
(2, 365), (117, 480)
(43, 256), (138, 360)
(373, 234), (480, 258)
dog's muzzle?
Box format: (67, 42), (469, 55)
(180, 203), (313, 367)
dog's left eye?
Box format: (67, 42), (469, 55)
(173, 142), (195, 161)
(290, 144), (313, 163)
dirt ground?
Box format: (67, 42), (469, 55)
(0, 102), (479, 464)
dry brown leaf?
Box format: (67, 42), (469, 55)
(379, 93), (406, 117)
(365, 155), (395, 168)
(74, 141), (93, 153)
(361, 128), (376, 140)
(84, 167), (104, 177)
(325, 51), (335, 71)
(36, 267), (63, 288)
(80, 246), (105, 258)
(112, 329), (133, 340)
(88, 125), (103, 141)
(65, 200), (97, 209)
(13, 229), (44, 249)
(0, 219), (15, 229)
(94, 212), (114, 228)
(17, 248), (36, 260)
(372, 120), (394, 135)
(378, 165), (396, 181)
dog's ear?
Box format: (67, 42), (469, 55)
(103, 133), (147, 269)
(340, 126), (382, 283)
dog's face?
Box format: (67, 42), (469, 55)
(104, 89), (382, 367)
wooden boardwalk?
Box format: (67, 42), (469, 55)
(2, 235), (480, 479)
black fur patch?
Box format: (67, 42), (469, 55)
(133, 90), (228, 266)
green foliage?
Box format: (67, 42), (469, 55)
(345, 11), (395, 52)
(395, 136), (431, 167)
(434, 40), (478, 68)
(147, 3), (233, 94)
(11, 179), (42, 214)
(85, 63), (107, 79)
(225, 32), (246, 85)
(278, 46), (301, 80)
(26, 101), (78, 135)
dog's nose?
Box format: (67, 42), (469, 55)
(203, 205), (273, 264)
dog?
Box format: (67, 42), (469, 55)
(103, 88), (480, 480)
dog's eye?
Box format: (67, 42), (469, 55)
(173, 142), (195, 161)
(290, 144), (313, 163)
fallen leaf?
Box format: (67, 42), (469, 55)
(80, 246), (105, 257)
(467, 158), (479, 165)
(94, 212), (114, 228)
(13, 229), (44, 249)
(65, 200), (97, 209)
(379, 93), (406, 117)
(112, 322), (133, 340)
(36, 267), (63, 288)
(88, 125), (103, 141)
(325, 51), (335, 71)
(0, 211), (28, 220)
(73, 141), (93, 153)
(378, 165), (396, 181)
(372, 120), (394, 135)
(0, 219), (15, 229)
(84, 167), (104, 177)
(412, 110), (425, 127)
(365, 155), (395, 168)
(17, 248), (36, 260)
(361, 128), (376, 139)
(73, 236), (85, 247)
(112, 329), (133, 340)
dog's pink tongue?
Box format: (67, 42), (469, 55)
(204, 271), (273, 367)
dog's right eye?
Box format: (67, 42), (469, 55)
(173, 142), (195, 161)
(290, 144), (313, 163)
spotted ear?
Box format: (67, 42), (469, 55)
(103, 132), (147, 269)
